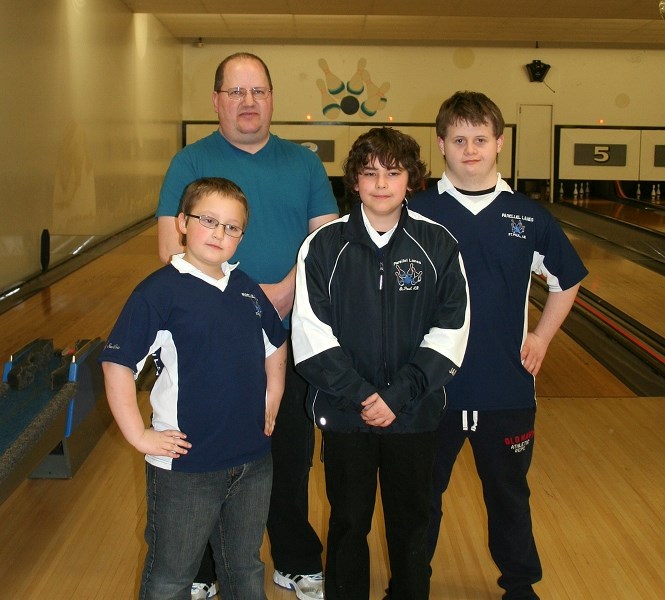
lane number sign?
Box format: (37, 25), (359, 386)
(574, 144), (627, 166)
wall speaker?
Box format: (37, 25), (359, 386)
(526, 60), (551, 82)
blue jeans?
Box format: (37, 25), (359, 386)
(139, 453), (272, 600)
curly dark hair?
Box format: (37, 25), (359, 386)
(342, 127), (429, 202)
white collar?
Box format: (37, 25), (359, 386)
(360, 204), (398, 248)
(437, 173), (513, 215)
(170, 253), (239, 292)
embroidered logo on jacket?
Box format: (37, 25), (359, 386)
(394, 260), (422, 291)
(241, 292), (262, 316)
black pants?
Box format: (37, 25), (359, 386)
(266, 340), (323, 574)
(323, 430), (437, 600)
(428, 408), (542, 594)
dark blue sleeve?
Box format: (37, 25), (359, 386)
(98, 288), (163, 373)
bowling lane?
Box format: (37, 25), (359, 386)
(0, 279), (637, 599)
(0, 226), (162, 363)
(563, 197), (665, 234)
(0, 212), (651, 599)
(528, 303), (633, 398)
(566, 231), (665, 340)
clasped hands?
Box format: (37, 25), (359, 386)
(360, 392), (396, 428)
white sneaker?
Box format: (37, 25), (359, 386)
(273, 570), (324, 600)
(191, 581), (218, 599)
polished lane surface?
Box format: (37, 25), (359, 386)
(563, 196), (665, 234)
(0, 222), (663, 599)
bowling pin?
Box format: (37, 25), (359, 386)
(651, 184), (656, 200)
(657, 183), (661, 200)
(559, 181), (564, 199)
(318, 58), (345, 95)
(315, 79), (341, 119)
(573, 183), (578, 199)
(585, 181), (590, 198)
(360, 82), (390, 118)
(347, 58), (367, 95)
(361, 69), (379, 98)
(636, 183), (641, 199)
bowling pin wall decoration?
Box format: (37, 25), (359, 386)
(347, 58), (366, 95)
(316, 79), (341, 119)
(316, 57), (389, 120)
(360, 81), (390, 118)
(318, 58), (345, 95)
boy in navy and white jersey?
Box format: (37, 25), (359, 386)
(156, 54), (338, 599)
(100, 178), (287, 599)
(410, 91), (588, 600)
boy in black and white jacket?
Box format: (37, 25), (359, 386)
(292, 127), (470, 600)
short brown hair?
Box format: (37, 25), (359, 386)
(343, 127), (429, 201)
(435, 91), (505, 139)
(179, 178), (249, 228)
(214, 52), (273, 92)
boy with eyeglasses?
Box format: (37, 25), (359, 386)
(292, 127), (470, 600)
(101, 177), (287, 599)
(157, 52), (337, 600)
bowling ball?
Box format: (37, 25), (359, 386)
(340, 96), (360, 115)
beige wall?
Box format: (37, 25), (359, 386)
(183, 43), (665, 199)
(183, 44), (665, 127)
(0, 0), (181, 293)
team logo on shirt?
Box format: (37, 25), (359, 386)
(394, 260), (422, 291)
(510, 219), (526, 238)
(502, 212), (533, 240)
(241, 292), (262, 317)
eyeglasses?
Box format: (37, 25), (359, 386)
(186, 214), (244, 238)
(217, 87), (272, 101)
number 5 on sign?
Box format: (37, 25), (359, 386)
(574, 143), (626, 167)
(594, 146), (610, 162)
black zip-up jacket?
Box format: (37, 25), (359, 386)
(292, 202), (470, 433)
